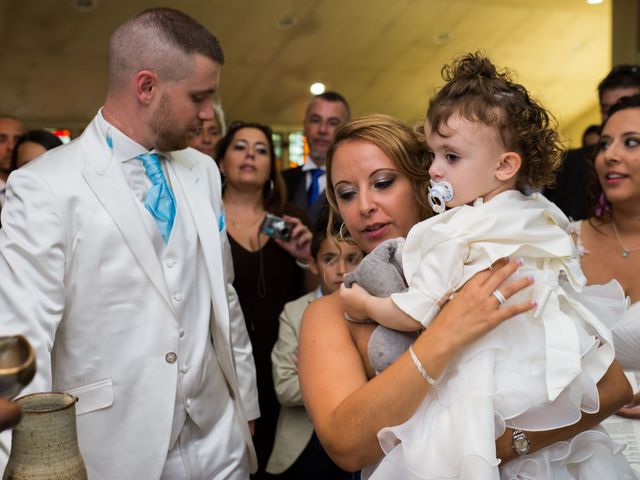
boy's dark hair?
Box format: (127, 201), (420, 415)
(310, 208), (341, 259)
(426, 52), (563, 190)
(597, 65), (640, 99)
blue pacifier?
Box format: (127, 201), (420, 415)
(427, 180), (454, 214)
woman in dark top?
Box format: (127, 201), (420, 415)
(215, 122), (312, 478)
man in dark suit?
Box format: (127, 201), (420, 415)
(282, 92), (350, 224)
(545, 65), (640, 219)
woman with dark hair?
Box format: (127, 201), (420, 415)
(11, 129), (62, 170)
(215, 121), (312, 478)
(572, 94), (640, 418)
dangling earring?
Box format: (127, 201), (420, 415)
(264, 178), (274, 194)
(595, 192), (610, 218)
(339, 222), (350, 242)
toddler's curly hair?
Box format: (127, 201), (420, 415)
(426, 52), (563, 189)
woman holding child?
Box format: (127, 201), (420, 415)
(298, 54), (634, 479)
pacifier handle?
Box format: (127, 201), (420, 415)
(427, 180), (454, 214)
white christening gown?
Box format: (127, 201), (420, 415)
(366, 191), (634, 479)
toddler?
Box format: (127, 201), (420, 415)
(342, 53), (633, 479)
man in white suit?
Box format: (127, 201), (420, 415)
(0, 8), (259, 479)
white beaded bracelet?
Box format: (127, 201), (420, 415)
(408, 344), (439, 386)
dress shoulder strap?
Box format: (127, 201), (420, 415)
(568, 220), (588, 256)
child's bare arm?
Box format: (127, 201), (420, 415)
(340, 283), (422, 331)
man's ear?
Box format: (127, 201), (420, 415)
(496, 151), (521, 181)
(133, 70), (158, 105)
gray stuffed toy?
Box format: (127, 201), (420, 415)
(344, 237), (407, 296)
(343, 237), (418, 375)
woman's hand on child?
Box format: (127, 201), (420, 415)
(429, 258), (535, 352)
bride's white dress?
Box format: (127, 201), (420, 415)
(365, 192), (634, 479)
(612, 301), (640, 373)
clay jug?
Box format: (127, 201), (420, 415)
(4, 392), (87, 480)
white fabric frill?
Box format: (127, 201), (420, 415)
(367, 192), (633, 479)
(612, 301), (640, 372)
(501, 427), (637, 479)
(370, 277), (630, 480)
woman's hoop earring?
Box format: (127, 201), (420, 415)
(339, 222), (349, 242)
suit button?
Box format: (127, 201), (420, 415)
(173, 293), (183, 302)
(165, 352), (177, 363)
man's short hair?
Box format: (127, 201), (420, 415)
(598, 65), (640, 99)
(108, 7), (224, 92)
(310, 91), (351, 120)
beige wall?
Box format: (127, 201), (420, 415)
(612, 0), (640, 66)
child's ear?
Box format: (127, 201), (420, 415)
(308, 257), (319, 276)
(496, 152), (521, 181)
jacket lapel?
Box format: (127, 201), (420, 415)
(80, 118), (176, 317)
(169, 154), (229, 335)
(170, 154), (241, 392)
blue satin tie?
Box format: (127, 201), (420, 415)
(307, 168), (325, 206)
(138, 153), (176, 244)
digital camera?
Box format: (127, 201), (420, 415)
(259, 214), (293, 242)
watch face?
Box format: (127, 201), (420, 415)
(514, 437), (529, 451)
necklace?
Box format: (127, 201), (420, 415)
(612, 219), (640, 258)
(228, 213), (264, 229)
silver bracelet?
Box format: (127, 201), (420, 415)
(408, 344), (439, 386)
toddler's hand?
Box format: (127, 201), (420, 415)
(340, 283), (373, 322)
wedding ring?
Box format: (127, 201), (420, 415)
(492, 289), (507, 305)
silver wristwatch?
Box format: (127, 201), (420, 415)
(511, 429), (531, 456)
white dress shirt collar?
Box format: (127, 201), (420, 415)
(96, 108), (172, 162)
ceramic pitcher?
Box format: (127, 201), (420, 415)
(4, 392), (87, 480)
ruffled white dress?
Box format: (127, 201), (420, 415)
(367, 191), (634, 479)
(570, 220), (640, 374)
(572, 219), (640, 473)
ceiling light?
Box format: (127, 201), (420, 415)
(587, 0), (603, 4)
(310, 83), (326, 95)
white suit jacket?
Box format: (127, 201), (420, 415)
(0, 114), (259, 478)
